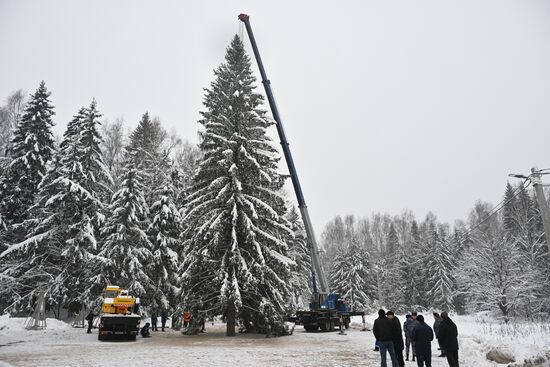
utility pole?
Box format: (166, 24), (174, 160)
(510, 167), (550, 246)
(530, 167), (550, 246)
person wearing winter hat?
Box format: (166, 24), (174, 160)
(373, 309), (398, 367)
(438, 312), (459, 367)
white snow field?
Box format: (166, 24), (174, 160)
(0, 313), (549, 367)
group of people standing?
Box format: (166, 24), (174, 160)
(150, 310), (169, 332)
(373, 309), (459, 367)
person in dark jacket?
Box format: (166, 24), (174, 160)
(85, 310), (95, 334)
(433, 312), (445, 357)
(405, 313), (419, 361)
(151, 311), (158, 332)
(161, 310), (168, 332)
(437, 312), (459, 367)
(140, 322), (151, 337)
(386, 311), (405, 367)
(373, 309), (398, 367)
(410, 315), (433, 367)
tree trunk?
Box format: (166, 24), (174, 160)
(226, 299), (236, 337)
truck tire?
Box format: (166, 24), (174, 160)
(319, 319), (330, 332)
(304, 324), (318, 332)
(344, 318), (350, 329)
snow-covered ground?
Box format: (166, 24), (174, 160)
(0, 313), (549, 366)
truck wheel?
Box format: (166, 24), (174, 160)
(304, 324), (318, 332)
(344, 318), (350, 329)
(319, 320), (330, 332)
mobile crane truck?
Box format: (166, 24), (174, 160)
(238, 14), (366, 332)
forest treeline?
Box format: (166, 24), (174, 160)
(0, 36), (548, 336)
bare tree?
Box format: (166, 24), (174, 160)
(0, 90), (26, 157)
(101, 116), (126, 183)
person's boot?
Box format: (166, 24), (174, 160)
(412, 354), (415, 362)
(374, 346), (379, 351)
(406, 352), (409, 361)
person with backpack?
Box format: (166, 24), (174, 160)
(410, 314), (434, 367)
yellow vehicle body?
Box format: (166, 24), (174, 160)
(98, 286), (141, 341)
(102, 286), (137, 315)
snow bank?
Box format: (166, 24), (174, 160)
(0, 314), (26, 334)
(0, 314), (70, 335)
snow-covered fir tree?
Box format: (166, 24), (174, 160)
(502, 183), (548, 315)
(147, 183), (182, 311)
(400, 220), (423, 311)
(0, 82), (56, 310)
(457, 231), (537, 319)
(0, 81), (55, 226)
(95, 163), (153, 301)
(126, 112), (169, 205)
(380, 224), (404, 310)
(329, 239), (373, 311)
(0, 101), (111, 310)
(181, 35), (294, 336)
(286, 206), (311, 310)
(425, 226), (455, 311)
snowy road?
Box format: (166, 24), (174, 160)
(0, 319), (484, 367)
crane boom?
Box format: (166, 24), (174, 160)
(238, 13), (328, 294)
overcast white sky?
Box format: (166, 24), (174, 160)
(1, 0), (549, 234)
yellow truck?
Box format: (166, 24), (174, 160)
(98, 286), (141, 341)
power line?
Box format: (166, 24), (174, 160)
(383, 178), (532, 273)
(448, 178), (531, 247)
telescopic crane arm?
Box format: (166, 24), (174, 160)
(238, 13), (329, 294)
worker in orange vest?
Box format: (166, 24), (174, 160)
(183, 310), (192, 328)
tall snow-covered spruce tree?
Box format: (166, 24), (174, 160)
(181, 35), (294, 336)
(0, 81), (55, 226)
(94, 163), (153, 300)
(147, 183), (182, 311)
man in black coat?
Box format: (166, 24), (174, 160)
(140, 322), (151, 337)
(373, 309), (398, 367)
(386, 311), (405, 367)
(437, 312), (459, 367)
(161, 310), (168, 332)
(410, 315), (433, 367)
(433, 312), (445, 357)
(85, 310), (95, 334)
(151, 311), (158, 332)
